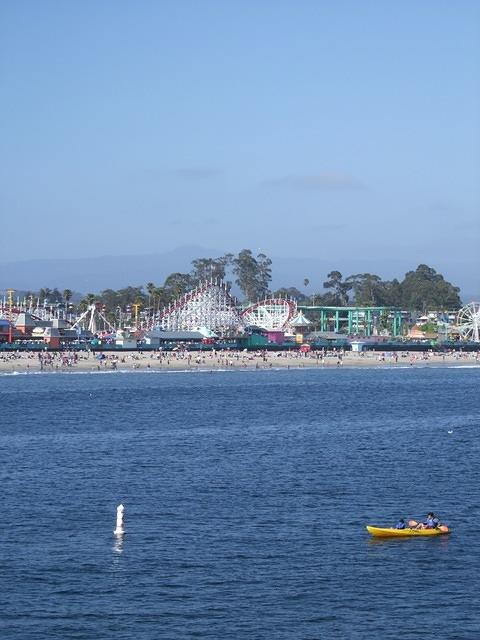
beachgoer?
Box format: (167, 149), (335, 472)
(395, 518), (406, 529)
(415, 512), (439, 530)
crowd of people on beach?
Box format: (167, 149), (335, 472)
(0, 346), (478, 373)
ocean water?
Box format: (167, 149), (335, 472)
(0, 366), (479, 640)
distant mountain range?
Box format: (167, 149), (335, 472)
(0, 246), (477, 302)
(0, 246), (212, 294)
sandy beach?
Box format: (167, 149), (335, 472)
(0, 349), (478, 374)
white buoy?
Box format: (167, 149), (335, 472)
(113, 503), (125, 535)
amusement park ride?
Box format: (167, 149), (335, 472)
(70, 304), (114, 335)
(154, 281), (242, 334)
(1, 283), (480, 342)
(241, 298), (297, 331)
(456, 302), (480, 342)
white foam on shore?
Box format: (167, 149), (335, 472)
(0, 367), (243, 377)
(1, 362), (478, 377)
(0, 365), (308, 378)
(446, 365), (480, 369)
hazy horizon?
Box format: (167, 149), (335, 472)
(0, 246), (478, 302)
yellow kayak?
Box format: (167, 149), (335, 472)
(367, 525), (450, 538)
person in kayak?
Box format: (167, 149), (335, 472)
(395, 518), (406, 529)
(415, 512), (439, 529)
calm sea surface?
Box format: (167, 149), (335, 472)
(0, 366), (479, 639)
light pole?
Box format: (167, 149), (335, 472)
(132, 303), (141, 329)
(7, 288), (15, 343)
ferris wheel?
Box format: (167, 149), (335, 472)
(456, 302), (480, 342)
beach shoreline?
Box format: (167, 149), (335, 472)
(1, 349), (478, 374)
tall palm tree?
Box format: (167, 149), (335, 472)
(146, 282), (156, 296)
(79, 293), (97, 311)
(39, 287), (52, 304)
(63, 289), (73, 319)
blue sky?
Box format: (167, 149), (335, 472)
(1, 1), (479, 290)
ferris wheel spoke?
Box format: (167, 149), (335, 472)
(457, 302), (480, 342)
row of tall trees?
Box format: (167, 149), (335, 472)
(27, 250), (272, 315)
(139, 250), (272, 309)
(274, 266), (461, 310)
(315, 265), (461, 310)
(30, 254), (462, 314)
(24, 287), (74, 307)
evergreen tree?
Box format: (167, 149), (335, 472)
(399, 264), (461, 310)
(323, 271), (352, 306)
(233, 250), (272, 301)
(38, 287), (52, 303)
(256, 253), (272, 298)
(345, 273), (382, 306)
(163, 272), (194, 300)
(62, 289), (73, 306)
(190, 254), (233, 284)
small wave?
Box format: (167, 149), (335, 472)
(446, 365), (480, 369)
(1, 362), (478, 378)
